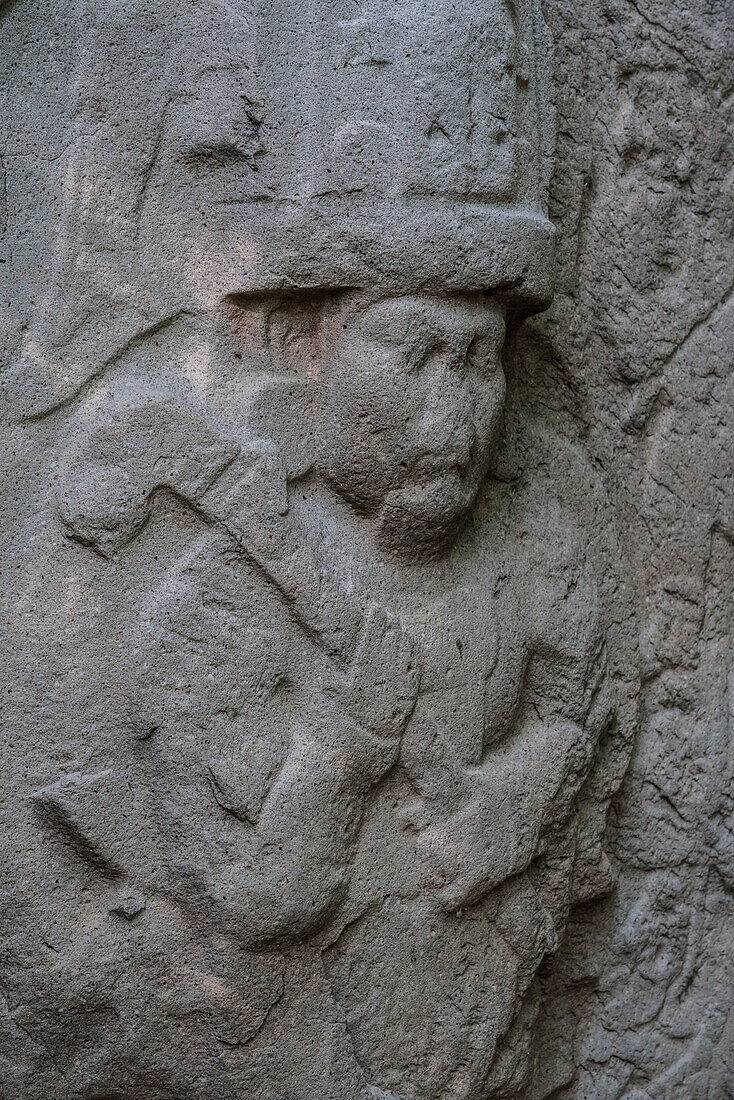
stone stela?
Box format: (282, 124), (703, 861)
(9, 1), (711, 1098)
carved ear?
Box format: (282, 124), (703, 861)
(55, 394), (240, 558)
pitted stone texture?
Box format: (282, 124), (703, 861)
(524, 1), (733, 1096)
(0, 2), (731, 1100)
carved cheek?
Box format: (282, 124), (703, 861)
(476, 371), (506, 442)
(327, 351), (417, 454)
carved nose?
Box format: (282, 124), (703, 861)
(418, 357), (475, 456)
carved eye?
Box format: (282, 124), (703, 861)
(419, 340), (446, 374)
(183, 111), (265, 171)
(187, 140), (240, 160)
(185, 139), (260, 171)
(467, 336), (498, 374)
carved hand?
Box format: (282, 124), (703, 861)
(326, 606), (421, 751)
(400, 713), (589, 911)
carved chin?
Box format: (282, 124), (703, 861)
(378, 476), (477, 554)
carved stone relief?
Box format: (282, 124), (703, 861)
(0, 1), (730, 1098)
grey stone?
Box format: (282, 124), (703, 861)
(0, 1), (731, 1098)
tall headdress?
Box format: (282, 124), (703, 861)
(4, 0), (555, 419)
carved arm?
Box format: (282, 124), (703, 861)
(55, 389), (364, 665)
(199, 607), (420, 946)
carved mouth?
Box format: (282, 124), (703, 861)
(409, 451), (471, 485)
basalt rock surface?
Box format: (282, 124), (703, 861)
(0, 2), (731, 1098)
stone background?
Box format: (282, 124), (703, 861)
(526, 1), (733, 1095)
(1, 1), (732, 1097)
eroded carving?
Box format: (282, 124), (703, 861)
(3, 1), (629, 1097)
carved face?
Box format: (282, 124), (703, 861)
(313, 293), (507, 554)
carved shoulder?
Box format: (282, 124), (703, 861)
(486, 485), (609, 731)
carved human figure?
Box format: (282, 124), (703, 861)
(41, 284), (612, 1098)
(290, 289), (614, 1095)
(9, 1), (621, 1097)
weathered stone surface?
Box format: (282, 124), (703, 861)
(0, 1), (730, 1098)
